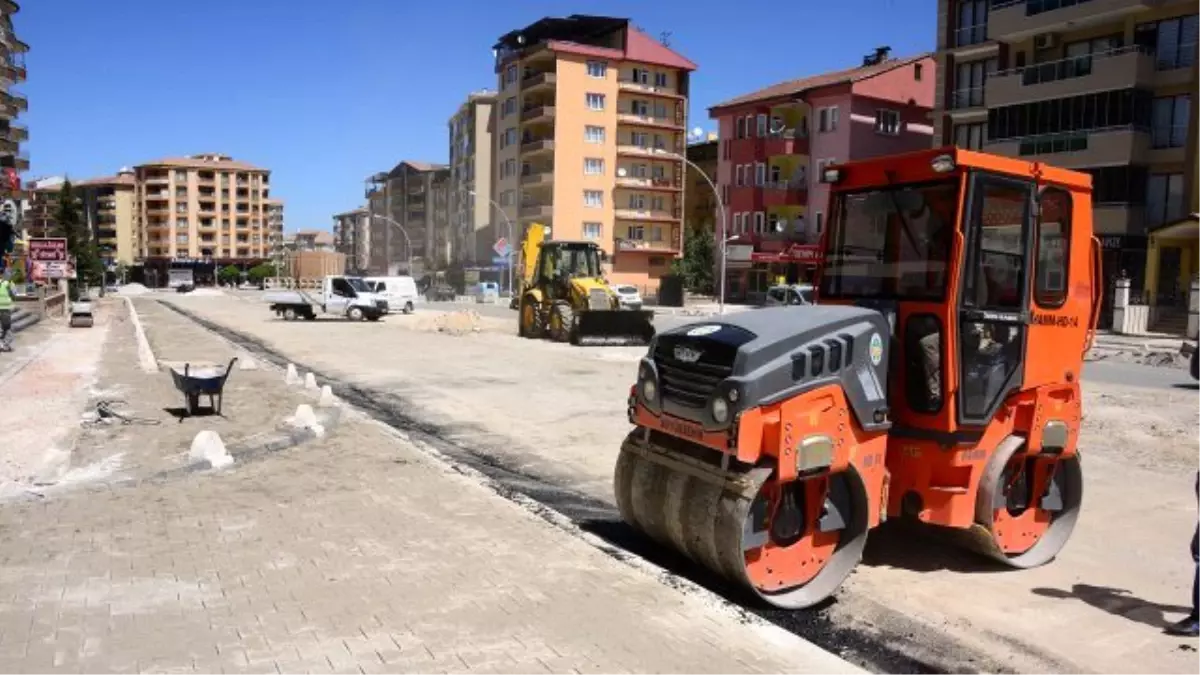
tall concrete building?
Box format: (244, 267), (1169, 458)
(933, 0), (1197, 319)
(684, 137), (718, 235)
(492, 15), (698, 291)
(332, 206), (370, 273)
(448, 91), (496, 268)
(265, 198), (285, 266)
(0, 0), (28, 179)
(365, 161), (449, 277)
(134, 153), (272, 283)
(709, 50), (934, 302)
(26, 169), (140, 267)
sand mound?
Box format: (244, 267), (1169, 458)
(119, 283), (151, 296)
(415, 310), (483, 336)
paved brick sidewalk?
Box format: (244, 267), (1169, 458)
(0, 300), (857, 674)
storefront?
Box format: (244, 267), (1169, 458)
(721, 236), (823, 304)
(134, 256), (265, 288)
(1143, 213), (1198, 309)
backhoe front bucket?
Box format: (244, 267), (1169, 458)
(574, 309), (655, 346)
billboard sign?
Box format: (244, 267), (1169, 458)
(29, 238), (68, 262)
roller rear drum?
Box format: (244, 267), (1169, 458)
(614, 431), (870, 609)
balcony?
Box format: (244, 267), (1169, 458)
(522, 71), (557, 91)
(988, 0), (1155, 41)
(521, 138), (555, 155)
(521, 106), (556, 124)
(1093, 203), (1146, 236)
(520, 168), (554, 188)
(0, 90), (26, 113)
(613, 208), (680, 223)
(144, 175), (169, 185)
(617, 144), (673, 159)
(519, 204), (553, 220)
(987, 46), (1155, 106)
(618, 80), (684, 98)
(615, 236), (681, 253)
(0, 121), (27, 142)
(615, 176), (681, 191)
(985, 126), (1149, 168)
(951, 24), (991, 50)
(761, 182), (808, 208)
(616, 112), (683, 130)
(763, 129), (801, 156)
(1, 52), (25, 82)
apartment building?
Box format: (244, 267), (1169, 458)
(684, 137), (718, 234)
(364, 161), (449, 277)
(934, 0), (1197, 321)
(25, 170), (138, 266)
(285, 230), (335, 252)
(709, 49), (934, 302)
(134, 153), (272, 285)
(266, 198), (285, 265)
(0, 0), (28, 181)
(492, 15), (698, 290)
(332, 206), (370, 273)
(448, 91), (496, 268)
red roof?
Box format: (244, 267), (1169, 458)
(709, 54), (930, 114)
(624, 27), (697, 71)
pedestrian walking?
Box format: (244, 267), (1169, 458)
(1165, 472), (1199, 637)
(0, 269), (15, 352)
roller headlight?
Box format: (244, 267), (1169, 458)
(642, 378), (657, 402)
(711, 397), (730, 424)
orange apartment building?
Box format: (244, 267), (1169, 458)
(135, 153), (271, 286)
(492, 15), (697, 292)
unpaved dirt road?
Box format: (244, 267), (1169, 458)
(161, 294), (1198, 674)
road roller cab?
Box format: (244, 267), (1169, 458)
(615, 147), (1099, 609)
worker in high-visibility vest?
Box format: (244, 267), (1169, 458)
(0, 270), (15, 352)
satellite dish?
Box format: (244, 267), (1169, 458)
(691, 127), (703, 139)
(617, 167), (628, 177)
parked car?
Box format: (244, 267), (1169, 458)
(764, 283), (815, 306)
(610, 284), (643, 310)
(1182, 341), (1198, 380)
(425, 283), (456, 302)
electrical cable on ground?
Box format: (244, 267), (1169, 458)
(82, 399), (162, 427)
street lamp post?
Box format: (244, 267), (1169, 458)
(470, 190), (514, 296)
(369, 214), (413, 276)
(650, 149), (728, 314)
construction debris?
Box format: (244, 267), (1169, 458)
(416, 310), (484, 336)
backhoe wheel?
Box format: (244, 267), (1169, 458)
(348, 306), (364, 322)
(969, 436), (1083, 569)
(519, 299), (542, 339)
(614, 434), (869, 610)
(549, 302), (574, 343)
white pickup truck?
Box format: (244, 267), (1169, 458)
(264, 275), (387, 321)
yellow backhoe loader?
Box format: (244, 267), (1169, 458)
(516, 224), (655, 346)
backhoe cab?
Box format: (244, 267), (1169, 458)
(615, 147), (1098, 609)
(517, 226), (655, 346)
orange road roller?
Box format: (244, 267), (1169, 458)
(614, 147), (1099, 609)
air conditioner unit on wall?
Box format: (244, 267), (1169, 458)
(1034, 33), (1059, 50)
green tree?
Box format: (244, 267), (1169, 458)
(246, 262), (277, 283)
(219, 264), (241, 285)
(674, 226), (716, 295)
(57, 181), (102, 301)
(8, 259), (24, 284)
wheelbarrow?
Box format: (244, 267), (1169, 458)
(168, 357), (238, 417)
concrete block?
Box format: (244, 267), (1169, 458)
(317, 385), (338, 407)
(238, 356), (258, 371)
(284, 404), (325, 438)
(189, 430), (234, 470)
(285, 363), (301, 385)
(303, 372), (318, 390)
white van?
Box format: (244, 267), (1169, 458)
(365, 276), (419, 314)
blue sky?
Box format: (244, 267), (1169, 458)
(20, 0), (935, 232)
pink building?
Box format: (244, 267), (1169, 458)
(708, 48), (935, 303)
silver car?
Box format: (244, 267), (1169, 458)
(610, 284), (643, 310)
(764, 284), (815, 306)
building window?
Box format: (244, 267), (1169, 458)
(1151, 94), (1190, 148)
(627, 225), (645, 240)
(1086, 166), (1147, 205)
(585, 125), (606, 143)
(1146, 173), (1185, 227)
(818, 107), (839, 133)
(587, 61), (608, 78)
(586, 93), (606, 110)
(583, 222), (602, 239)
(505, 64), (518, 87)
(654, 72), (668, 88)
(952, 59), (994, 109)
(584, 190), (604, 207)
(815, 211), (824, 234)
(756, 114), (768, 136)
(735, 165), (745, 187)
(732, 213), (743, 234)
(914, 63), (923, 80)
(631, 99), (650, 116)
(505, 128), (518, 147)
(754, 163), (766, 186)
(954, 0), (988, 47)
(954, 122), (987, 150)
(584, 158), (605, 175)
(1136, 14), (1199, 71)
(735, 117), (746, 139)
(753, 212), (765, 234)
(745, 115), (756, 137)
(875, 109), (901, 135)
(502, 97), (516, 117)
(628, 194), (646, 210)
(987, 88), (1153, 142)
(630, 67), (650, 84)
